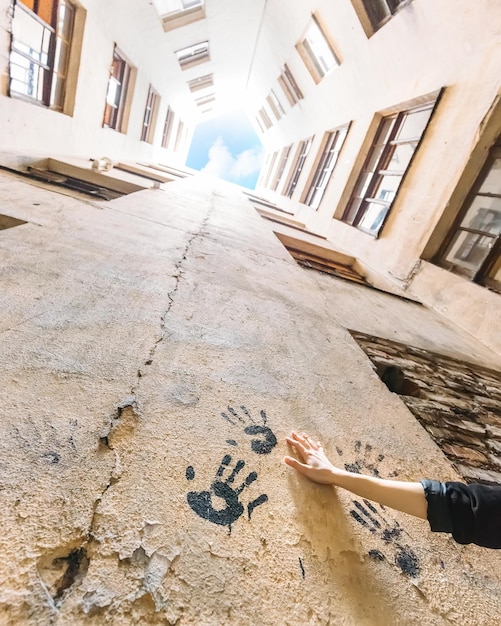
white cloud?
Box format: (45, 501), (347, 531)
(201, 137), (263, 184)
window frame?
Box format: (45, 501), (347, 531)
(277, 64), (303, 106)
(103, 46), (135, 133)
(152, 0), (205, 32)
(258, 107), (273, 130)
(434, 144), (501, 293)
(351, 0), (413, 37)
(296, 15), (340, 84)
(302, 126), (349, 209)
(187, 73), (213, 92)
(266, 89), (285, 121)
(341, 97), (440, 236)
(283, 137), (314, 199)
(263, 151), (279, 188)
(271, 145), (293, 192)
(9, 0), (84, 115)
(175, 41), (210, 70)
(140, 85), (160, 144)
(161, 106), (174, 149)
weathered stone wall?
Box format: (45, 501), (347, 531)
(1, 171), (501, 624)
(351, 331), (501, 485)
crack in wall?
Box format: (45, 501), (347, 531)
(41, 196), (215, 612)
(133, 194), (214, 390)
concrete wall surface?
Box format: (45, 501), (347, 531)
(1, 171), (501, 625)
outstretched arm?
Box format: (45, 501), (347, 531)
(284, 432), (427, 520)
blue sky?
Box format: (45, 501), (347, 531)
(186, 111), (264, 189)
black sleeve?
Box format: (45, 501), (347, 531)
(421, 479), (501, 549)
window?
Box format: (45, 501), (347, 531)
(9, 0), (84, 114)
(342, 101), (437, 235)
(187, 73), (213, 92)
(141, 86), (160, 143)
(161, 107), (174, 148)
(271, 145), (293, 192)
(175, 41), (209, 70)
(174, 120), (185, 152)
(195, 93), (215, 107)
(103, 47), (135, 132)
(303, 127), (348, 209)
(352, 0), (413, 35)
(266, 90), (285, 121)
(283, 137), (313, 199)
(151, 0), (205, 32)
(296, 15), (339, 83)
(278, 64), (303, 106)
(263, 151), (278, 188)
(435, 140), (501, 292)
(258, 107), (272, 130)
(255, 115), (265, 134)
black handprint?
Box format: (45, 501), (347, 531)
(350, 499), (420, 578)
(336, 440), (398, 478)
(186, 454), (268, 533)
(221, 405), (277, 454)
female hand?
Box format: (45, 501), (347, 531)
(284, 432), (339, 485)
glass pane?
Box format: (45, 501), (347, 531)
(444, 230), (495, 277)
(304, 20), (338, 75)
(53, 39), (69, 75)
(396, 106), (433, 141)
(374, 117), (396, 146)
(460, 197), (501, 235)
(106, 77), (121, 106)
(478, 158), (501, 196)
(58, 1), (74, 39)
(364, 0), (390, 28)
(12, 8), (46, 63)
(353, 172), (373, 199)
(386, 142), (415, 172)
(358, 202), (389, 234)
(365, 144), (385, 172)
(333, 128), (348, 150)
(372, 174), (400, 203)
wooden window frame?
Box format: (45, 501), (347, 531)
(342, 98), (440, 236)
(271, 145), (293, 192)
(351, 0), (413, 37)
(296, 15), (339, 84)
(434, 144), (501, 293)
(263, 151), (278, 188)
(278, 64), (303, 106)
(140, 86), (160, 144)
(258, 107), (272, 130)
(175, 41), (209, 70)
(103, 46), (135, 133)
(173, 120), (185, 152)
(161, 107), (174, 149)
(302, 126), (349, 209)
(187, 73), (213, 92)
(283, 137), (314, 199)
(154, 0), (205, 32)
(9, 0), (85, 115)
(266, 89), (285, 121)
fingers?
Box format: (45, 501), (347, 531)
(283, 456), (309, 473)
(287, 431), (322, 451)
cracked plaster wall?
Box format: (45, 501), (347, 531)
(1, 171), (501, 624)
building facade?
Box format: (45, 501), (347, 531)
(1, 1), (501, 624)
